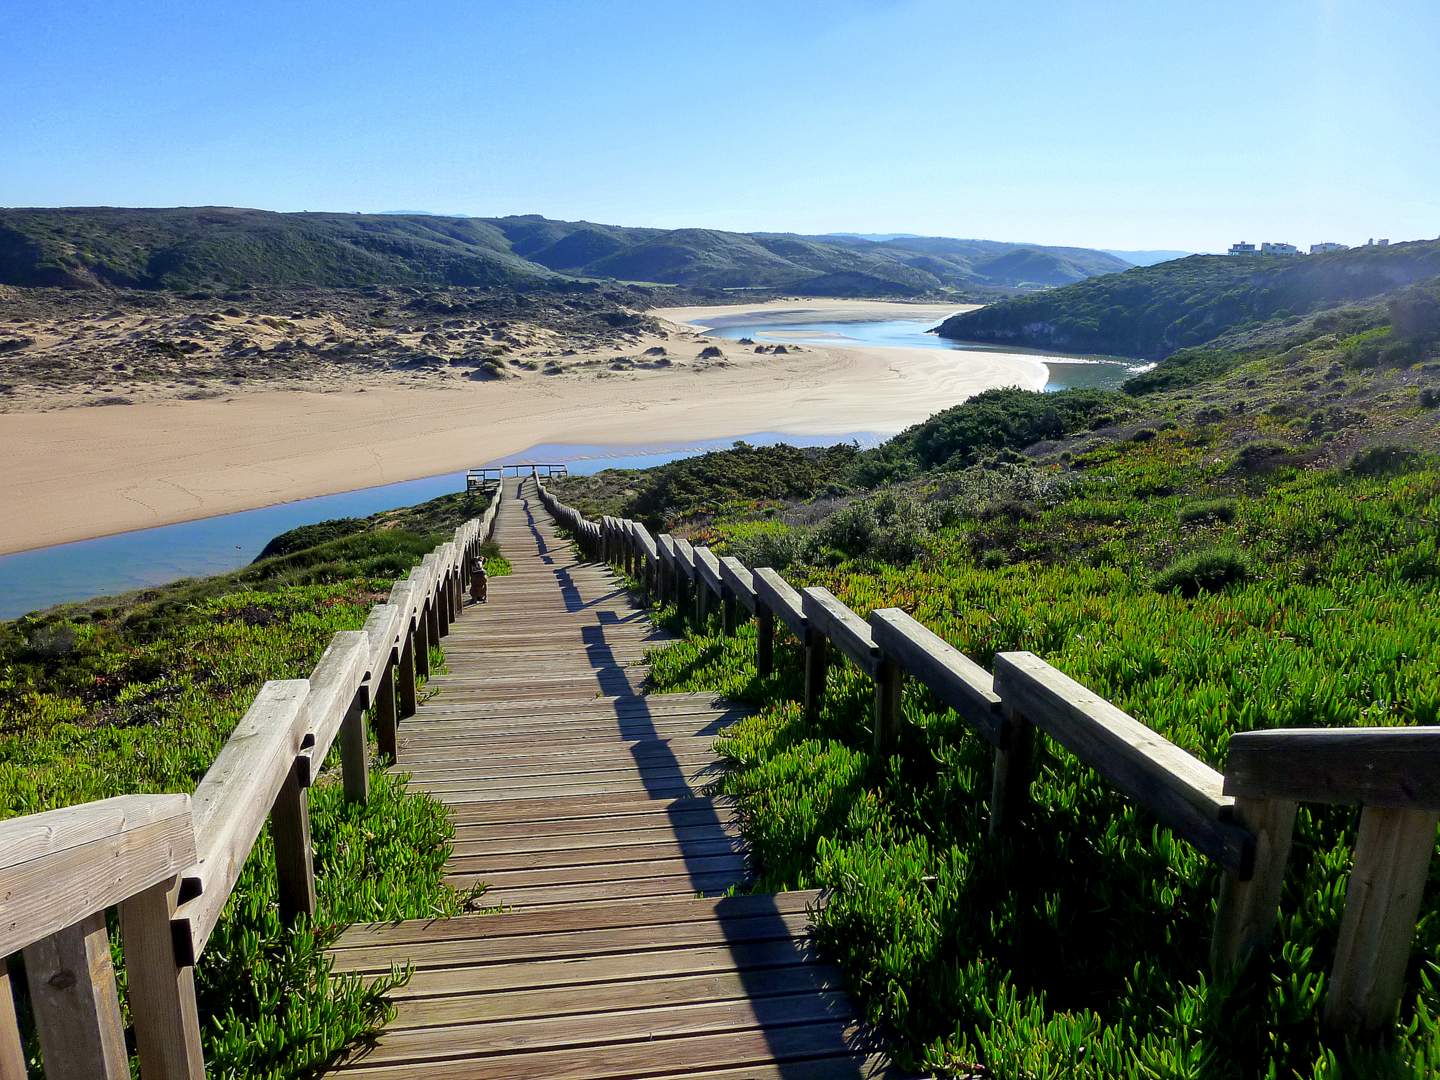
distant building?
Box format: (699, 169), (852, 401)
(1366, 238), (1390, 247)
(1310, 242), (1348, 254)
(1261, 241), (1301, 256)
(1228, 241), (1257, 255)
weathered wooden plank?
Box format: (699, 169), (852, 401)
(753, 567), (806, 638)
(870, 608), (1005, 745)
(802, 587), (880, 675)
(0, 962), (24, 1080)
(694, 546), (724, 597)
(121, 878), (206, 1079)
(22, 911), (129, 1080)
(1325, 805), (1439, 1038)
(993, 652), (1252, 874)
(719, 557), (757, 613)
(0, 794), (195, 958)
(1225, 727), (1440, 809)
(175, 679), (308, 957)
(297, 632), (368, 779)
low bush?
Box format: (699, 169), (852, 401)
(1153, 546), (1250, 596)
(1177, 497), (1237, 525)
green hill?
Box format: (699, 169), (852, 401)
(0, 206), (1131, 296)
(936, 239), (1440, 358)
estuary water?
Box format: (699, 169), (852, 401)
(696, 311), (1148, 391)
(0, 430), (882, 619)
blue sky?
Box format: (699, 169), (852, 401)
(3, 0), (1435, 252)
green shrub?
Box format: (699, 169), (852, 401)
(1177, 498), (1237, 525)
(1152, 546), (1250, 596)
(1347, 445), (1423, 476)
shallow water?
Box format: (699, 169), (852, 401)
(0, 430), (881, 619)
(698, 312), (1148, 391)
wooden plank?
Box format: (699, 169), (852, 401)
(336, 992), (853, 1067)
(993, 651), (1253, 874)
(0, 793), (195, 958)
(802, 587), (880, 676)
(0, 962), (24, 1080)
(323, 1019), (871, 1079)
(297, 632), (367, 780)
(1325, 805), (1439, 1038)
(270, 761), (316, 924)
(385, 964), (843, 1031)
(719, 557), (757, 612)
(1225, 727), (1440, 809)
(22, 911), (129, 1080)
(672, 538), (697, 581)
(694, 546), (724, 596)
(120, 878), (205, 1080)
(870, 608), (1005, 744)
(175, 679), (308, 957)
(331, 909), (808, 973)
(753, 567), (806, 637)
(1211, 796), (1297, 976)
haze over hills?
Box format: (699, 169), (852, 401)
(0, 206), (1131, 297)
(937, 239), (1440, 359)
(1102, 248), (1192, 266)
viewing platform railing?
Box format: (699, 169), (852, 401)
(0, 488), (503, 1078)
(535, 477), (1440, 1044)
(467, 462), (568, 493)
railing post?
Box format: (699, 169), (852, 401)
(873, 658), (903, 756)
(1211, 795), (1296, 977)
(722, 586), (739, 635)
(270, 759), (317, 924)
(120, 878), (206, 1080)
(22, 912), (129, 1079)
(803, 627), (828, 719)
(374, 661), (398, 760)
(1324, 805), (1439, 1039)
(436, 579), (451, 637)
(427, 590), (442, 649)
(695, 575), (711, 627)
(756, 602), (775, 677)
(340, 691), (371, 804)
(1, 961), (25, 1079)
(415, 607), (432, 678)
(397, 630), (418, 718)
(987, 670), (1036, 835)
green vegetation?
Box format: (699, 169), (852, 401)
(0, 207), (1129, 296)
(554, 279), (1440, 1075)
(0, 491), (502, 1077)
(937, 241), (1440, 359)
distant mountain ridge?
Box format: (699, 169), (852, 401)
(936, 240), (1440, 358)
(0, 206), (1131, 296)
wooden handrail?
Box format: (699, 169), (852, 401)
(2, 489), (494, 1078)
(534, 481), (1440, 1042)
(1, 795), (195, 958)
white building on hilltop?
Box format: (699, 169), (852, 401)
(1228, 241), (1257, 255)
(1310, 242), (1348, 254)
(1261, 241), (1301, 256)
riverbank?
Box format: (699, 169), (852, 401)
(0, 300), (1048, 554)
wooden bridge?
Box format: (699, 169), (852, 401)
(4, 469), (1439, 1077)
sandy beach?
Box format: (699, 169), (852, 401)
(0, 300), (1045, 555)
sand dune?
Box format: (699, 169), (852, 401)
(0, 302), (1043, 555)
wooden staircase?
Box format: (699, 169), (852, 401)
(322, 478), (896, 1077)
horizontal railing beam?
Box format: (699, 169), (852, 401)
(994, 651), (1252, 875)
(1224, 728), (1440, 809)
(0, 794), (195, 957)
(870, 608), (1006, 746)
(802, 587), (881, 676)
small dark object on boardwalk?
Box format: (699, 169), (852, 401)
(468, 558), (488, 603)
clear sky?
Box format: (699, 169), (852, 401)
(3, 0), (1436, 252)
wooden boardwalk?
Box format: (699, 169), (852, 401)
(324, 478), (896, 1077)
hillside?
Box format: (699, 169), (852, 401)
(0, 206), (1130, 297)
(936, 239), (1440, 358)
(545, 274), (1440, 1077)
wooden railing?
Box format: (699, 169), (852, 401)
(467, 462), (568, 493)
(535, 479), (1440, 1043)
(0, 490), (502, 1078)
